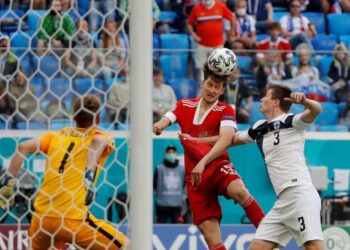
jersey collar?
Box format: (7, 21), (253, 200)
(193, 98), (218, 125)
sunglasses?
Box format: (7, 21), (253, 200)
(290, 5), (301, 8)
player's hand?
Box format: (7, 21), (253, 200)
(84, 170), (96, 206)
(0, 176), (15, 210)
(284, 92), (306, 104)
(178, 133), (195, 141)
(191, 161), (206, 186)
(153, 122), (164, 136)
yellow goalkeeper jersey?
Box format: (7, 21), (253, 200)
(34, 127), (114, 219)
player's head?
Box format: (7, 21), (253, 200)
(201, 62), (229, 103)
(261, 84), (292, 114)
(73, 94), (101, 128)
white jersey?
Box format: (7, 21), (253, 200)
(239, 113), (313, 195)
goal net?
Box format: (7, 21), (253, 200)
(0, 0), (134, 249)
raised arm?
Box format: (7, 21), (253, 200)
(8, 138), (41, 177)
(284, 92), (322, 123)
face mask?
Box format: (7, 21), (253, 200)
(165, 153), (177, 163)
(236, 8), (247, 16)
(202, 0), (214, 8)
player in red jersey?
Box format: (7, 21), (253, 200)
(153, 63), (264, 250)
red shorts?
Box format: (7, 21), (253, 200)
(187, 160), (241, 225)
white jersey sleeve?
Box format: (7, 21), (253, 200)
(292, 113), (311, 131)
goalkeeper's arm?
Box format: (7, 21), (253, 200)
(84, 135), (110, 206)
(0, 138), (40, 209)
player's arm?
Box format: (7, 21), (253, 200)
(284, 92), (322, 123)
(179, 133), (219, 145)
(0, 138), (40, 209)
(84, 135), (111, 206)
(191, 126), (235, 185)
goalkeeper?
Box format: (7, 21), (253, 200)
(0, 94), (128, 250)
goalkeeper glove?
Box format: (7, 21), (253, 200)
(0, 176), (15, 210)
(84, 170), (95, 206)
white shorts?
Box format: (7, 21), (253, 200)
(194, 44), (222, 69)
(255, 185), (323, 247)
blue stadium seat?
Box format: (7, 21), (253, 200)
(0, 9), (23, 33)
(39, 55), (59, 77)
(318, 56), (333, 79)
(74, 78), (92, 95)
(237, 123), (251, 131)
(339, 35), (350, 47)
(16, 122), (47, 130)
(153, 33), (160, 59)
(303, 12), (326, 34)
(290, 104), (305, 114)
(159, 54), (188, 80)
(78, 0), (90, 15)
(0, 121), (4, 129)
(249, 101), (265, 124)
(315, 102), (339, 125)
(49, 78), (70, 97)
(237, 56), (253, 74)
(27, 10), (48, 31)
(168, 78), (196, 100)
(10, 32), (30, 57)
(159, 34), (189, 55)
(328, 13), (350, 37)
(273, 12), (288, 21)
(338, 102), (346, 114)
(311, 34), (337, 55)
(30, 77), (46, 98)
(158, 11), (176, 23)
(318, 125), (348, 132)
(166, 123), (180, 131)
(20, 53), (32, 75)
(273, 6), (288, 12)
(49, 119), (73, 130)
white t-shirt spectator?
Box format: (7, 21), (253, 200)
(280, 15), (310, 35)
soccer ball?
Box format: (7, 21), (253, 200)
(207, 48), (237, 76)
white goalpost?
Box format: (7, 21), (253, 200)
(129, 0), (153, 249)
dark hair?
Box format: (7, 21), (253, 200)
(202, 62), (229, 88)
(73, 94), (101, 128)
(267, 84), (293, 112)
(166, 145), (177, 152)
(268, 22), (281, 31)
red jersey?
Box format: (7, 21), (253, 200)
(164, 97), (237, 173)
(188, 1), (234, 47)
(257, 37), (293, 61)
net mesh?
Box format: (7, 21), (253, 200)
(0, 1), (130, 249)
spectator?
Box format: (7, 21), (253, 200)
(89, 0), (117, 32)
(99, 20), (127, 83)
(0, 34), (17, 80)
(291, 43), (319, 83)
(152, 66), (177, 123)
(328, 43), (350, 103)
(187, 0), (236, 79)
(226, 0), (256, 55)
(153, 145), (185, 224)
(339, 92), (350, 130)
(322, 0), (350, 13)
(64, 19), (100, 77)
(0, 84), (12, 116)
(45, 99), (69, 120)
(256, 22), (293, 66)
(255, 49), (291, 96)
(279, 0), (315, 49)
(246, 0), (273, 32)
(8, 71), (39, 124)
(37, 0), (75, 56)
(107, 67), (130, 128)
(220, 68), (254, 123)
(118, 0), (161, 32)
